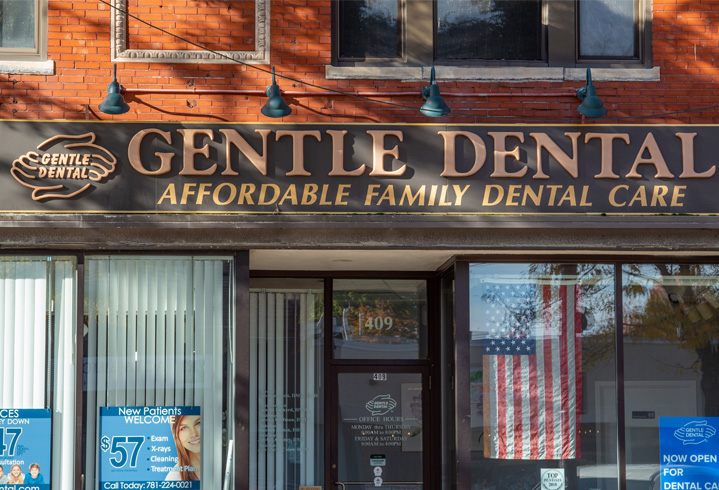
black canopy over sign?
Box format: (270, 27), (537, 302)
(1, 121), (718, 215)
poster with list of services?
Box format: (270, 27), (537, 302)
(99, 406), (201, 490)
(0, 408), (51, 490)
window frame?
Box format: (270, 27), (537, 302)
(0, 0), (47, 61)
(331, 0), (652, 69)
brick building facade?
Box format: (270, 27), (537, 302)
(1, 1), (719, 490)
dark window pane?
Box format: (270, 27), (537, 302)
(339, 0), (401, 59)
(579, 0), (636, 57)
(437, 0), (542, 60)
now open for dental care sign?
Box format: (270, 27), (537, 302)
(660, 417), (719, 490)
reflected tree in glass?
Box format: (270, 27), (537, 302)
(339, 0), (400, 59)
(437, 0), (542, 60)
(624, 264), (719, 416)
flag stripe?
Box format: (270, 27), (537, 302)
(483, 281), (582, 460)
(528, 354), (539, 459)
(573, 283), (583, 459)
(513, 355), (523, 458)
(560, 284), (571, 459)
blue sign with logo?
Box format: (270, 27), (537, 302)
(0, 408), (51, 490)
(660, 417), (719, 490)
(99, 406), (201, 490)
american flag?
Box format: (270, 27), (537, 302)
(481, 282), (582, 460)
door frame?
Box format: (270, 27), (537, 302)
(327, 365), (432, 490)
(323, 274), (443, 490)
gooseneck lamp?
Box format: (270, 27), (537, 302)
(99, 64), (130, 115)
(261, 67), (292, 118)
(576, 68), (607, 118)
(420, 67), (450, 117)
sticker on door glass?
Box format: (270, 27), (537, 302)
(366, 395), (397, 416)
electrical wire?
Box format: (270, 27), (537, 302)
(97, 0), (719, 123)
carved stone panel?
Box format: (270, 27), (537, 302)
(110, 0), (270, 64)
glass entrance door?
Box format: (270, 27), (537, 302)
(330, 368), (428, 490)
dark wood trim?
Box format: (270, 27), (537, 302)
(252, 270), (435, 279)
(75, 255), (85, 490)
(427, 275), (443, 490)
(615, 264), (627, 490)
(234, 251), (250, 490)
(324, 278), (334, 490)
(452, 254), (719, 265)
(453, 261), (471, 490)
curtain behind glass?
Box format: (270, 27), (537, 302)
(249, 284), (324, 490)
(83, 256), (233, 490)
(0, 257), (76, 490)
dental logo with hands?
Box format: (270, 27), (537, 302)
(366, 394), (397, 416)
(674, 420), (717, 445)
(11, 133), (117, 201)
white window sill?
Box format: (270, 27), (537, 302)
(0, 59), (54, 75)
(326, 65), (661, 82)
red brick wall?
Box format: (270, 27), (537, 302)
(0, 0), (717, 123)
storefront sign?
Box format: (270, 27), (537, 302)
(660, 417), (719, 490)
(3, 122), (719, 214)
(0, 409), (51, 489)
(99, 406), (201, 489)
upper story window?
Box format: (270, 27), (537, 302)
(334, 0), (648, 67)
(0, 0), (46, 60)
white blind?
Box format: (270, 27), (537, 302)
(0, 257), (76, 490)
(84, 257), (231, 490)
(250, 290), (322, 490)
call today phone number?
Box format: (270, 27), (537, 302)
(102, 482), (198, 489)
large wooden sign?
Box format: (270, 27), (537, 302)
(1, 121), (717, 214)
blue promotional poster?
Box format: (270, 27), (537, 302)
(99, 406), (201, 490)
(660, 417), (719, 490)
(0, 408), (52, 490)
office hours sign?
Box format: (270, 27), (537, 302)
(660, 417), (719, 490)
(99, 406), (201, 490)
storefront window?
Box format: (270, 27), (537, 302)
(249, 279), (324, 490)
(469, 263), (617, 490)
(0, 256), (76, 489)
(332, 279), (428, 360)
(623, 264), (719, 490)
(83, 256), (234, 490)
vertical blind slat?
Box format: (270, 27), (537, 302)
(249, 292), (259, 490)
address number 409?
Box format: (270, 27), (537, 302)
(365, 316), (393, 330)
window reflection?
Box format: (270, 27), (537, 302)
(469, 263), (617, 490)
(579, 0), (636, 57)
(623, 265), (719, 481)
(436, 0), (542, 60)
(333, 279), (428, 360)
(0, 0), (36, 48)
(339, 0), (401, 59)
